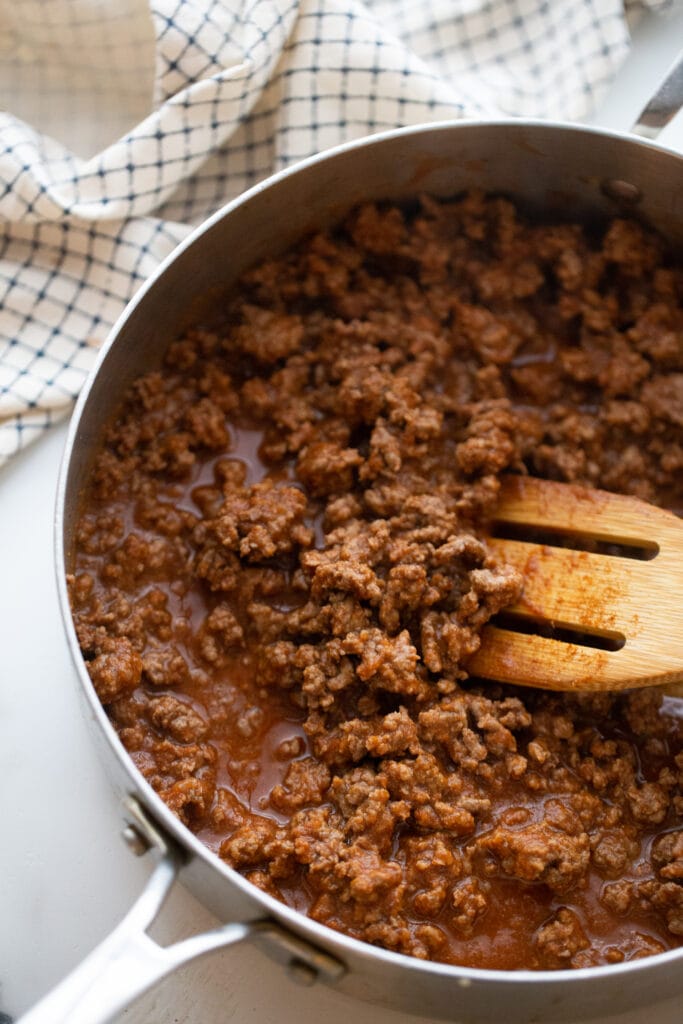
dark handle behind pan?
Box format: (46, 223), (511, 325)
(631, 47), (683, 138)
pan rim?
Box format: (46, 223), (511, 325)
(54, 115), (683, 993)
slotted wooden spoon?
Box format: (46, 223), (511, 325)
(468, 476), (683, 692)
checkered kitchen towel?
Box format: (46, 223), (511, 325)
(0, 0), (676, 465)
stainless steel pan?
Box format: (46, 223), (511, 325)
(22, 52), (683, 1024)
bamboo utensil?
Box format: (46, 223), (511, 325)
(469, 476), (683, 692)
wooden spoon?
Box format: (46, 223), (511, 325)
(467, 476), (683, 692)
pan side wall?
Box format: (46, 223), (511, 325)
(58, 121), (683, 1024)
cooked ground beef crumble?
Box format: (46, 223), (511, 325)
(69, 192), (683, 970)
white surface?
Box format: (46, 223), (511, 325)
(2, 11), (683, 1024)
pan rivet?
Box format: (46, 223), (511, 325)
(122, 824), (151, 857)
(600, 179), (642, 205)
(287, 958), (318, 986)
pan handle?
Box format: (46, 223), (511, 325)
(630, 48), (683, 138)
(19, 809), (344, 1024)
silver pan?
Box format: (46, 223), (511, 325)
(23, 51), (683, 1024)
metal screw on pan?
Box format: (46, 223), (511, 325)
(286, 959), (319, 987)
(121, 824), (151, 858)
(600, 178), (642, 204)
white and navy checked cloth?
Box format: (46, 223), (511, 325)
(0, 0), (676, 465)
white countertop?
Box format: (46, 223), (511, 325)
(2, 9), (683, 1024)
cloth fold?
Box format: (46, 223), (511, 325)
(0, 0), (675, 464)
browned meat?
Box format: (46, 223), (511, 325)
(69, 192), (683, 971)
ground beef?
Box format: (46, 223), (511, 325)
(76, 624), (142, 703)
(69, 192), (683, 971)
(533, 908), (589, 968)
